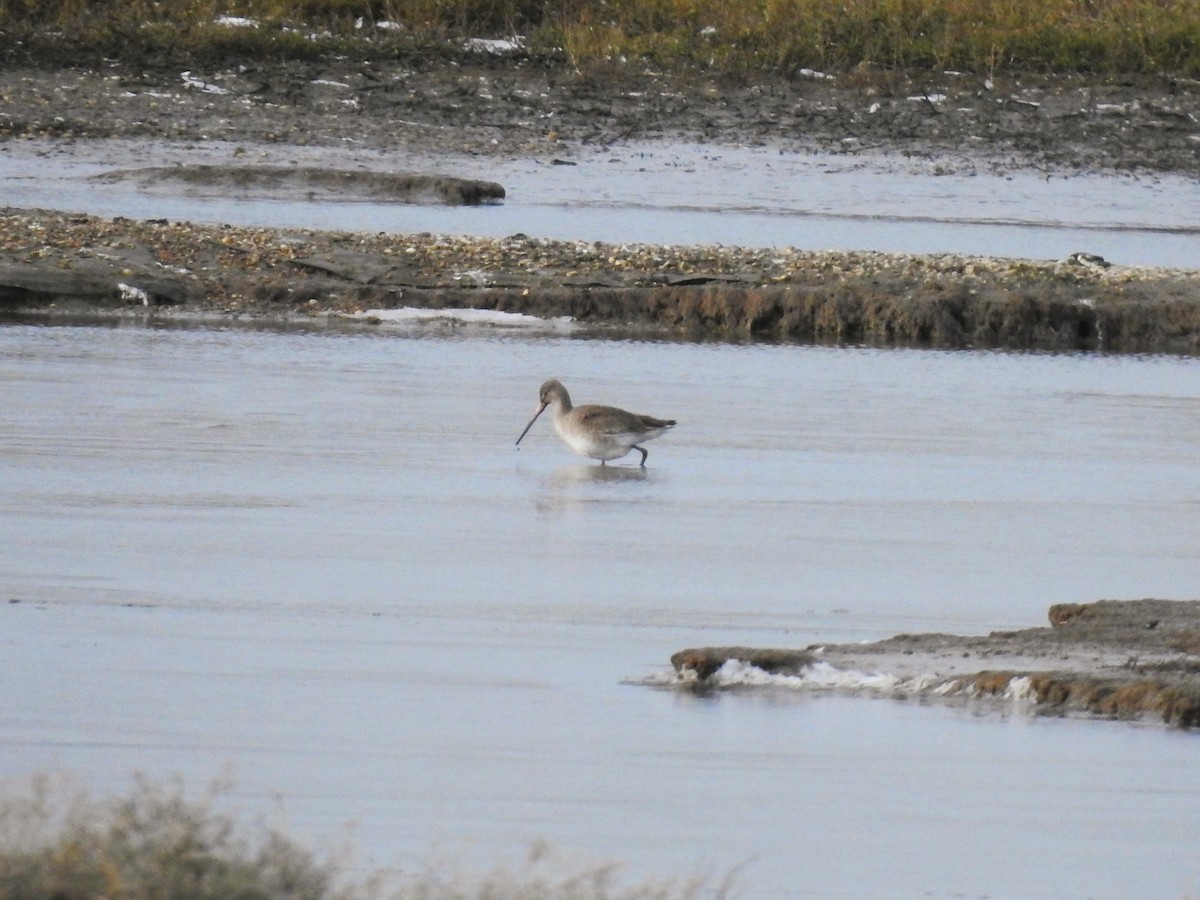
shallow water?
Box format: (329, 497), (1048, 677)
(4, 138), (1200, 267)
(2, 321), (1199, 897)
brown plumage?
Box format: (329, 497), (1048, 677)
(515, 379), (676, 466)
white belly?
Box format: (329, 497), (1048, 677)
(555, 418), (633, 461)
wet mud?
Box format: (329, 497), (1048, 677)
(1, 57), (1199, 347)
(91, 166), (505, 205)
(2, 58), (1198, 175)
(671, 600), (1200, 729)
(3, 208), (1200, 352)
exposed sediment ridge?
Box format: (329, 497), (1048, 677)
(667, 600), (1200, 729)
(91, 166), (507, 206)
(3, 208), (1200, 352)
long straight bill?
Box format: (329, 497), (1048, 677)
(515, 403), (547, 445)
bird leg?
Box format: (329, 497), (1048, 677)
(633, 445), (648, 466)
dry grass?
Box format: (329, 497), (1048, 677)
(0, 773), (352, 900)
(1, 0), (1198, 75)
(0, 774), (735, 900)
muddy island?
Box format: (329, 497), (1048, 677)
(669, 599), (1200, 729)
(4, 207), (1200, 352)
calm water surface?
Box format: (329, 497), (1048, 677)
(2, 322), (1199, 898)
(5, 138), (1200, 267)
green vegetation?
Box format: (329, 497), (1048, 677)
(0, 0), (1198, 75)
(0, 774), (731, 900)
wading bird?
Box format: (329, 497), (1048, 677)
(515, 379), (676, 466)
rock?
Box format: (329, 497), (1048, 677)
(0, 255), (193, 307)
(1048, 599), (1196, 635)
(670, 647), (814, 680)
(665, 600), (1200, 729)
(1048, 602), (1086, 626)
(1066, 251), (1111, 268)
(291, 251), (425, 285)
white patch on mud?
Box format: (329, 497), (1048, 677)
(347, 307), (574, 332)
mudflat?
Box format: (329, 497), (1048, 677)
(2, 57), (1199, 349)
(670, 600), (1200, 729)
(3, 204), (1199, 350)
(2, 59), (1198, 174)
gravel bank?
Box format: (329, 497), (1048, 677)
(3, 207), (1199, 351)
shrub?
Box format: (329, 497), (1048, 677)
(0, 774), (734, 900)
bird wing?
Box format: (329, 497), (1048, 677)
(638, 415), (676, 429)
(574, 405), (644, 436)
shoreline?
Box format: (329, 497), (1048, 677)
(3, 58), (1199, 350)
(4, 208), (1200, 352)
(667, 600), (1200, 729)
(2, 59), (1198, 176)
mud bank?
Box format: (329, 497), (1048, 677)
(4, 55), (1200, 348)
(92, 166), (506, 205)
(4, 208), (1200, 351)
(669, 600), (1200, 729)
(2, 58), (1198, 176)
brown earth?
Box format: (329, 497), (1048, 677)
(1, 56), (1199, 347)
(4, 208), (1200, 351)
(670, 600), (1200, 729)
(2, 56), (1199, 174)
(92, 166), (506, 205)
